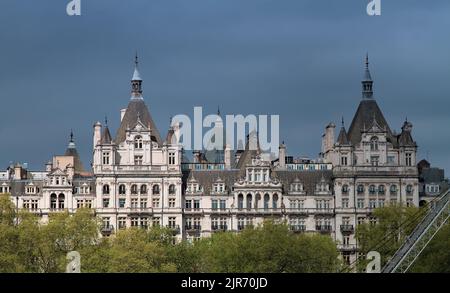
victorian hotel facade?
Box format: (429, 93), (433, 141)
(1, 56), (425, 264)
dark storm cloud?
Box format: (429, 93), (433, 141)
(0, 0), (449, 171)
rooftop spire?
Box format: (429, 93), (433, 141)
(362, 53), (374, 99)
(70, 129), (74, 143)
(131, 53), (143, 99)
(67, 129), (76, 149)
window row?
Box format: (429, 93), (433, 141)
(342, 184), (414, 195)
(102, 184), (177, 195)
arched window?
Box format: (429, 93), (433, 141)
(357, 185), (364, 195)
(140, 184), (147, 194)
(390, 185), (397, 195)
(131, 184), (138, 194)
(246, 194), (252, 210)
(153, 184), (160, 195)
(169, 184), (176, 195)
(406, 184), (413, 195)
(369, 185), (376, 195)
(58, 193), (65, 209)
(134, 136), (143, 149)
(238, 194), (244, 210)
(119, 184), (126, 195)
(370, 137), (379, 151)
(378, 185), (385, 195)
(342, 184), (349, 195)
(273, 194), (279, 209)
(50, 193), (57, 209)
(263, 194), (270, 210)
(102, 184), (110, 195)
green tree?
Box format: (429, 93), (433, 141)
(355, 204), (425, 271)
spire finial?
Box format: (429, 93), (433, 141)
(341, 116), (345, 127)
(105, 115), (108, 126)
(217, 106), (221, 116)
(135, 51), (139, 68)
(362, 53), (373, 99)
(70, 129), (74, 142)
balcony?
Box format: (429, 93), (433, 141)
(211, 225), (228, 232)
(185, 224), (201, 232)
(183, 208), (204, 214)
(340, 225), (354, 234)
(285, 208), (309, 215)
(314, 208), (335, 215)
(338, 244), (357, 251)
(127, 207), (153, 215)
(290, 225), (306, 233)
(316, 225), (333, 233)
(101, 225), (114, 236)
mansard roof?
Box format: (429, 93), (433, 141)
(115, 99), (162, 146)
(269, 170), (333, 195)
(347, 99), (394, 145)
(182, 170), (240, 194)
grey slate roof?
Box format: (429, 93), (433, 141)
(101, 126), (112, 144)
(115, 99), (162, 146)
(273, 170), (333, 195)
(182, 170), (240, 195)
(336, 126), (350, 145)
(347, 99), (394, 146)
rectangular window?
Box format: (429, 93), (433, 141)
(152, 198), (160, 208)
(169, 152), (176, 165)
(211, 199), (218, 210)
(219, 199), (226, 210)
(169, 198), (176, 208)
(341, 156), (348, 166)
(102, 198), (109, 208)
(185, 200), (192, 209)
(140, 198), (147, 208)
(119, 198), (126, 208)
(131, 198), (138, 209)
(118, 217), (126, 229)
(342, 199), (349, 208)
(102, 152), (110, 165)
(370, 156), (379, 166)
(140, 217), (148, 229)
(134, 155), (143, 165)
(194, 200), (200, 210)
(357, 199), (364, 209)
(387, 156), (395, 165)
(406, 153), (412, 167)
(152, 217), (160, 227)
(131, 217), (139, 227)
(168, 217), (176, 228)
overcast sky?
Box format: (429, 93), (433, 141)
(0, 0), (449, 173)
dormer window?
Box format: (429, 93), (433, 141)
(213, 183), (225, 193)
(370, 137), (379, 151)
(134, 136), (143, 149)
(290, 183), (303, 192)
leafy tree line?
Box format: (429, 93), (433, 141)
(2, 193), (448, 273)
(0, 194), (340, 273)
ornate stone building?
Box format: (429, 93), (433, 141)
(0, 55), (438, 263)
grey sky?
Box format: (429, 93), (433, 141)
(0, 0), (449, 172)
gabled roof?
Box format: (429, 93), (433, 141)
(115, 99), (162, 145)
